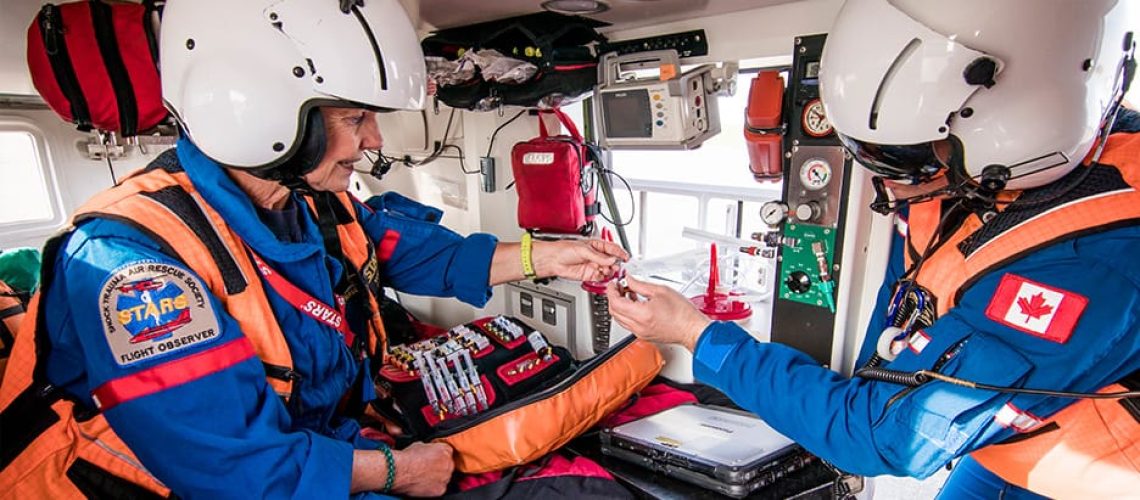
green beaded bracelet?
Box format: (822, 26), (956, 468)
(377, 442), (395, 493)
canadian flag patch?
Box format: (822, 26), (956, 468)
(984, 273), (1088, 344)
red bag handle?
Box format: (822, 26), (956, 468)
(537, 108), (582, 142)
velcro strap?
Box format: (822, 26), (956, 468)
(584, 202), (600, 217)
(0, 304), (25, 320)
(1119, 370), (1140, 424)
(66, 457), (167, 499)
(141, 186), (247, 295)
(0, 384), (63, 469)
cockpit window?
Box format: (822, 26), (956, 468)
(0, 130), (54, 225)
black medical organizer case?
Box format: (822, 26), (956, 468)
(373, 315), (575, 439)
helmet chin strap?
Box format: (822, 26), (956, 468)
(868, 168), (1004, 216)
(869, 176), (951, 215)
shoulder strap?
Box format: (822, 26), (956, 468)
(537, 108), (582, 142)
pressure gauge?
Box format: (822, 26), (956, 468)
(799, 158), (832, 191)
(760, 201), (788, 226)
(802, 98), (833, 137)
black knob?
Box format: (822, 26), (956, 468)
(964, 57), (998, 88)
(785, 271), (812, 294)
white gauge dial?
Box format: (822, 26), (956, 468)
(800, 158), (832, 191)
(760, 201), (788, 226)
(802, 98), (833, 137)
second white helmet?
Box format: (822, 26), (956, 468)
(161, 0), (427, 171)
(820, 0), (1135, 191)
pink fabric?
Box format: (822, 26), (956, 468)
(457, 470), (506, 491)
(600, 383), (698, 428)
(359, 427), (396, 446)
(516, 455), (614, 482)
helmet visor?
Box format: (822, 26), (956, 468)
(839, 133), (946, 184)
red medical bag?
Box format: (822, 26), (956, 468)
(744, 70), (785, 182)
(27, 0), (166, 136)
(511, 109), (599, 235)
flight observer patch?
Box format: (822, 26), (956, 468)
(100, 262), (221, 367)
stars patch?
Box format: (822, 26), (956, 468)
(100, 261), (221, 366)
(984, 273), (1087, 344)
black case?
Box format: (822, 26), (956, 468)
(375, 316), (575, 439)
(422, 12), (607, 110)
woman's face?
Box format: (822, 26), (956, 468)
(303, 107), (382, 192)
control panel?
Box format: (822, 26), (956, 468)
(764, 34), (855, 365)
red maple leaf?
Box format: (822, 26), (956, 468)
(1016, 292), (1054, 321)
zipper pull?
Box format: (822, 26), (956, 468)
(932, 339), (968, 372)
(264, 363), (304, 413)
(284, 369), (304, 414)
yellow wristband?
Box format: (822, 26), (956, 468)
(521, 232), (537, 279)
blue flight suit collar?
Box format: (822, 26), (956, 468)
(176, 138), (324, 264)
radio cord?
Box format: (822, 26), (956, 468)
(856, 366), (1140, 399)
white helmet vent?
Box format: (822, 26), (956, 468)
(348, 5), (388, 92)
(870, 38), (922, 131)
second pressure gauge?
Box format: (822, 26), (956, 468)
(760, 201), (789, 226)
(799, 158), (833, 191)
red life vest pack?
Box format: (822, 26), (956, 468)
(743, 70), (785, 182)
(511, 109), (599, 235)
(26, 0), (166, 136)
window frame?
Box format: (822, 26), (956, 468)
(0, 117), (66, 241)
(594, 62), (791, 259)
(603, 178), (782, 259)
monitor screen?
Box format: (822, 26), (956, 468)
(602, 90), (652, 138)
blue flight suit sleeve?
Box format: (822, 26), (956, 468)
(45, 219), (356, 499)
(854, 213), (909, 368)
(365, 192), (443, 223)
(355, 198), (498, 307)
(692, 229), (1140, 478)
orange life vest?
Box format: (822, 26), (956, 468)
(0, 150), (388, 499)
(904, 133), (1140, 498)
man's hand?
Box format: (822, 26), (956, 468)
(606, 275), (711, 352)
(390, 442), (454, 497)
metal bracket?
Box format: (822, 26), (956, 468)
(83, 130), (178, 161)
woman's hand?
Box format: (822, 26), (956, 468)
(532, 238), (629, 282)
(491, 238), (629, 285)
(390, 442), (454, 497)
(606, 275), (711, 352)
(351, 441), (454, 496)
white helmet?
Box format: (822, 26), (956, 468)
(161, 0), (427, 173)
(820, 0), (1136, 192)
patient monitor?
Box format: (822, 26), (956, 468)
(594, 50), (734, 150)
